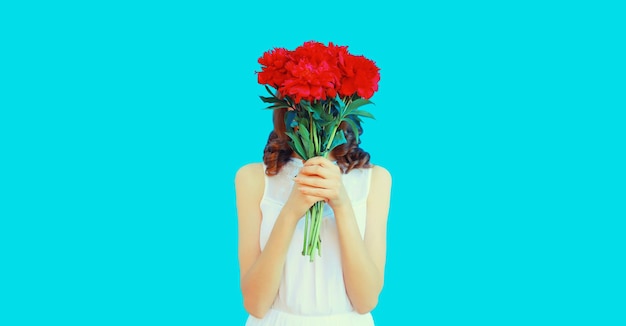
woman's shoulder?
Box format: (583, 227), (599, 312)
(235, 162), (265, 180)
(235, 162), (266, 190)
(368, 163), (392, 186)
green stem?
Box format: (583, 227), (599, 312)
(311, 114), (320, 154)
(323, 123), (341, 155)
(323, 97), (350, 154)
(307, 204), (318, 255)
(314, 203), (323, 257)
(307, 201), (323, 261)
(309, 113), (317, 155)
(302, 209), (309, 255)
(317, 235), (322, 257)
(306, 206), (315, 254)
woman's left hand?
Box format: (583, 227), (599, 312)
(293, 156), (350, 210)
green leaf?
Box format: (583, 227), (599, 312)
(259, 95), (281, 103)
(318, 119), (336, 128)
(294, 115), (309, 127)
(312, 101), (324, 111)
(344, 98), (374, 115)
(343, 117), (360, 144)
(299, 101), (312, 112)
(265, 104), (291, 110)
(323, 129), (347, 154)
(285, 110), (297, 128)
(349, 109), (376, 120)
(299, 100), (313, 110)
(264, 85), (277, 97)
(333, 95), (346, 111)
(285, 131), (308, 160)
(308, 102), (326, 121)
(322, 105), (336, 122)
(310, 117), (322, 154)
(298, 123), (315, 159)
(301, 101), (333, 120)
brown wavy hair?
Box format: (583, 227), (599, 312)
(263, 109), (371, 175)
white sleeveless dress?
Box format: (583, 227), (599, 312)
(245, 157), (374, 326)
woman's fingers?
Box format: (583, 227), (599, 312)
(293, 175), (333, 189)
(295, 156), (344, 204)
(304, 156), (335, 168)
(299, 164), (330, 178)
(300, 157), (340, 178)
(298, 185), (332, 201)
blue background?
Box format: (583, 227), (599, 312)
(1, 1), (624, 325)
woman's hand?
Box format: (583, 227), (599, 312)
(283, 164), (326, 223)
(293, 156), (350, 210)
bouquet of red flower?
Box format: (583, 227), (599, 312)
(257, 41), (380, 261)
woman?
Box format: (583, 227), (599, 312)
(235, 108), (392, 325)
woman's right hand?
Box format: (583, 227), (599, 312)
(282, 175), (325, 223)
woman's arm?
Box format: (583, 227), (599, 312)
(295, 158), (392, 313)
(235, 163), (325, 318)
(235, 163), (292, 318)
(334, 165), (391, 313)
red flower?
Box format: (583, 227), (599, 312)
(338, 54), (380, 99)
(257, 47), (291, 89)
(257, 41), (380, 103)
(279, 41), (341, 103)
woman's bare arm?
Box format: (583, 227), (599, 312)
(235, 163), (325, 318)
(295, 158), (392, 314)
(334, 165), (391, 313)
